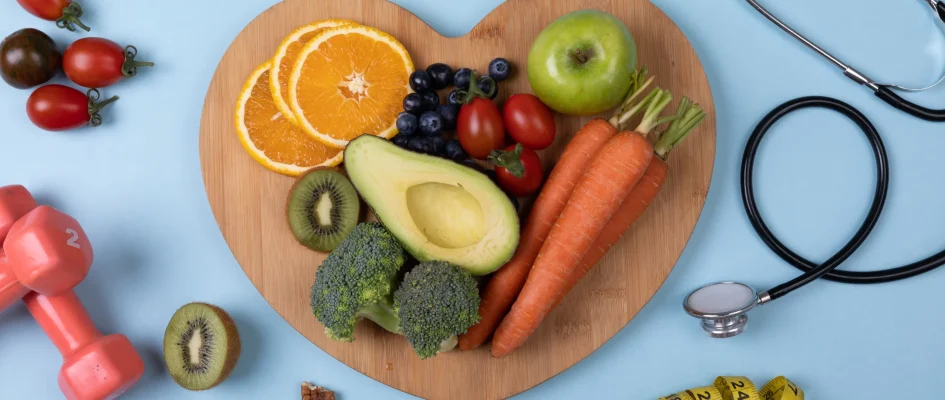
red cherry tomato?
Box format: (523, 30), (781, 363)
(488, 144), (544, 197)
(16, 0), (90, 32)
(63, 38), (153, 88)
(458, 97), (506, 159)
(27, 84), (117, 131)
(503, 94), (556, 150)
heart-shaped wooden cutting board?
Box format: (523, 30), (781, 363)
(199, 0), (716, 398)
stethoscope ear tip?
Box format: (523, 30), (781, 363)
(684, 281), (758, 338)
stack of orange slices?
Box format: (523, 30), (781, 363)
(234, 20), (414, 176)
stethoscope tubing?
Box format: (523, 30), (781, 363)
(742, 96), (945, 302)
(746, 0), (945, 123)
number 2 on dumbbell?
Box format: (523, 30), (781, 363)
(65, 228), (80, 249)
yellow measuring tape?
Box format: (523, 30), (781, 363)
(658, 376), (804, 400)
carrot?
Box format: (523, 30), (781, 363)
(490, 87), (679, 358)
(458, 69), (656, 351)
(551, 98), (707, 310)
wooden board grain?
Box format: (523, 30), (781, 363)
(199, 0), (716, 398)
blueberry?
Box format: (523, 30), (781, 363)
(477, 76), (498, 100)
(447, 89), (464, 105)
(407, 136), (427, 153)
(392, 134), (411, 148)
(420, 90), (440, 111)
(430, 136), (446, 156)
(419, 111), (443, 137)
(445, 139), (467, 160)
(454, 68), (473, 90)
(488, 58), (512, 82)
(403, 93), (424, 115)
(437, 104), (459, 130)
(396, 112), (418, 136)
(409, 70), (432, 92)
(421, 141), (437, 155)
(426, 63), (453, 90)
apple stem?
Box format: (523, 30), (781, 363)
(570, 48), (591, 64)
(654, 97), (707, 160)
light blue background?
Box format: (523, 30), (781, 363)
(2, 0), (944, 398)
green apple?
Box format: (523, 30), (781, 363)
(526, 9), (638, 116)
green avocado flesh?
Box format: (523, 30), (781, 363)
(344, 135), (520, 275)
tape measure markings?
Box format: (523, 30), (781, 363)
(714, 376), (760, 400)
(659, 376), (804, 400)
(759, 376), (804, 400)
(657, 392), (694, 400)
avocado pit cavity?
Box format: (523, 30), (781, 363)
(406, 182), (485, 248)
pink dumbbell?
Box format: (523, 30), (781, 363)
(0, 185), (144, 400)
(25, 291), (144, 400)
(0, 185), (92, 311)
(0, 185), (37, 242)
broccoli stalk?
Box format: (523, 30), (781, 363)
(356, 301), (402, 335)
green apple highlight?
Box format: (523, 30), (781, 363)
(526, 10), (638, 116)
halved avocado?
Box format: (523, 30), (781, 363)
(344, 135), (520, 275)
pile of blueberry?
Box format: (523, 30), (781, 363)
(391, 58), (512, 161)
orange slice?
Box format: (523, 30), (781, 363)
(289, 25), (413, 148)
(235, 61), (343, 176)
(270, 19), (357, 125)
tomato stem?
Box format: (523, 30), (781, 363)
(56, 2), (90, 32)
(487, 144), (526, 179)
(121, 46), (154, 78)
(457, 71), (496, 105)
(86, 89), (118, 127)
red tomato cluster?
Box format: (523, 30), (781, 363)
(456, 86), (557, 198)
(8, 1), (155, 131)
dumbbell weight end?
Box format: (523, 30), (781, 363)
(24, 291), (145, 400)
(0, 185), (38, 243)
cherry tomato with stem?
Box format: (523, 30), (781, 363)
(503, 93), (556, 150)
(27, 84), (118, 131)
(488, 143), (544, 197)
(16, 0), (90, 32)
(63, 38), (154, 88)
(456, 72), (505, 159)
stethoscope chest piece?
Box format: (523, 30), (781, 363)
(684, 282), (759, 338)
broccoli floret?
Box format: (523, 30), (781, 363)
(310, 222), (406, 342)
(394, 261), (481, 359)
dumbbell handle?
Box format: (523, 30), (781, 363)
(0, 252), (29, 313)
(24, 291), (101, 356)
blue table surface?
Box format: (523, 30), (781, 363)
(3, 0), (945, 398)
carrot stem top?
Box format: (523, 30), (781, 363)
(607, 67), (677, 135)
(608, 68), (654, 127)
(633, 88), (675, 135)
(654, 97), (707, 159)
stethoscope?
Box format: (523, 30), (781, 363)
(684, 0), (945, 338)
(747, 0), (945, 122)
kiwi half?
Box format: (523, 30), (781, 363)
(287, 167), (361, 252)
(163, 302), (241, 391)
